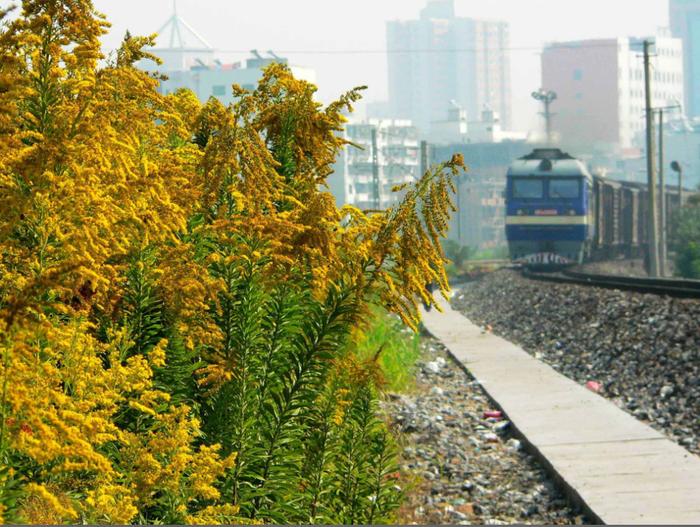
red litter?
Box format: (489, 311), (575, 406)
(586, 381), (602, 393)
(483, 410), (503, 419)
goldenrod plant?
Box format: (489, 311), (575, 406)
(0, 1), (464, 523)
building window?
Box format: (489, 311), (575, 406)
(573, 68), (583, 81)
(212, 85), (226, 96)
(575, 92), (583, 100)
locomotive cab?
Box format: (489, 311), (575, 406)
(506, 149), (593, 268)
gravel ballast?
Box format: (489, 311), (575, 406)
(452, 269), (700, 456)
(385, 338), (585, 525)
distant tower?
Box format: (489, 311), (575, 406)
(145, 0), (215, 72)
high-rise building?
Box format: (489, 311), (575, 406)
(541, 35), (684, 152)
(386, 0), (512, 137)
(670, 0), (700, 117)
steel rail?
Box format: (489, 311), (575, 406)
(521, 267), (700, 299)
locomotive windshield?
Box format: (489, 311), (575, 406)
(512, 178), (544, 199)
(549, 178), (580, 199)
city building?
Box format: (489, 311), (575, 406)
(329, 120), (420, 210)
(671, 0), (700, 118)
(386, 0), (512, 137)
(140, 7), (315, 105)
(430, 141), (533, 249)
(541, 34), (684, 152)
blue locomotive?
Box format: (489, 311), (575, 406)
(505, 148), (684, 268)
(506, 149), (593, 266)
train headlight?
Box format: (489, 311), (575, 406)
(568, 210), (576, 216)
(517, 209), (525, 216)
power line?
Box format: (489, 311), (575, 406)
(216, 41), (627, 56)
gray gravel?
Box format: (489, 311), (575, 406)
(383, 338), (585, 525)
(452, 269), (700, 456)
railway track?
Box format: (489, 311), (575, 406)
(522, 267), (700, 299)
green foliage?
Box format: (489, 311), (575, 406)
(181, 240), (403, 524)
(0, 458), (24, 523)
(672, 204), (700, 279)
(354, 306), (422, 393)
(102, 237), (406, 524)
(122, 248), (167, 358)
(677, 242), (700, 279)
(121, 249), (202, 408)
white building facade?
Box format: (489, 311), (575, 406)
(330, 120), (420, 210)
(386, 0), (512, 138)
(542, 34), (684, 152)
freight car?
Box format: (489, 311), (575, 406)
(505, 148), (683, 267)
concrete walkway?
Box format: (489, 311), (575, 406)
(422, 296), (700, 525)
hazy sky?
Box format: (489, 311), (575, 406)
(8, 0), (671, 131)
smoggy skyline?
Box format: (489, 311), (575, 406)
(6, 0), (669, 131)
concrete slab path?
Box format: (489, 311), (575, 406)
(421, 296), (700, 525)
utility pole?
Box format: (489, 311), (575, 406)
(371, 128), (380, 209)
(531, 89), (558, 144)
(658, 109), (667, 276)
(644, 39), (660, 277)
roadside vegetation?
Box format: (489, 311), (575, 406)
(0, 1), (464, 523)
(354, 307), (423, 394)
(672, 195), (700, 279)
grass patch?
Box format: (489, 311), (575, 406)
(469, 246), (509, 261)
(354, 305), (422, 393)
